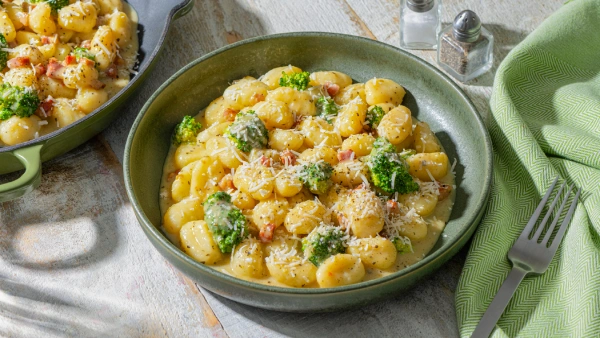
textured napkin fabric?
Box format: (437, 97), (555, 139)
(455, 0), (600, 337)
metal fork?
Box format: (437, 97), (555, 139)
(472, 177), (581, 338)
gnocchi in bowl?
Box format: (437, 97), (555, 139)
(159, 66), (456, 289)
(0, 0), (138, 147)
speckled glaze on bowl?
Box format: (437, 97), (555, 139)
(124, 32), (493, 312)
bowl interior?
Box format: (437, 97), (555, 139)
(126, 33), (491, 293)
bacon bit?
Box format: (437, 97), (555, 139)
(81, 40), (92, 49)
(337, 214), (349, 229)
(259, 155), (272, 167)
(259, 223), (276, 243)
(63, 54), (76, 66)
(41, 98), (53, 114)
(89, 79), (106, 90)
(41, 36), (53, 45)
(218, 174), (234, 191)
(223, 108), (238, 122)
(105, 63), (118, 78)
(46, 58), (65, 79)
(7, 56), (30, 69)
(34, 63), (46, 77)
(167, 170), (181, 181)
(252, 93), (265, 103)
(280, 150), (296, 166)
(323, 82), (340, 96)
(292, 114), (305, 128)
(81, 58), (95, 67)
(35, 99), (54, 118)
(337, 149), (354, 162)
(386, 200), (399, 213)
(114, 55), (126, 66)
(354, 183), (367, 191)
(438, 183), (453, 201)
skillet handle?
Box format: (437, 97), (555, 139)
(170, 0), (194, 20)
(0, 144), (43, 202)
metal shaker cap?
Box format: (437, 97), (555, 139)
(452, 10), (481, 43)
(407, 0), (434, 13)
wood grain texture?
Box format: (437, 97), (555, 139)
(0, 138), (227, 338)
(346, 0), (563, 123)
(1, 0), (564, 337)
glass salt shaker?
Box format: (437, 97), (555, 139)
(399, 0), (442, 50)
(437, 10), (493, 82)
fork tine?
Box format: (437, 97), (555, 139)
(541, 184), (574, 246)
(519, 176), (559, 240)
(531, 181), (566, 241)
(549, 188), (581, 251)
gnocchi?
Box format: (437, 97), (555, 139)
(0, 0), (138, 147)
(160, 67), (455, 288)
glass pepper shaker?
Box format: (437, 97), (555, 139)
(399, 0), (442, 50)
(437, 10), (494, 82)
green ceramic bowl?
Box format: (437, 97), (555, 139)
(0, 0), (194, 202)
(125, 32), (493, 312)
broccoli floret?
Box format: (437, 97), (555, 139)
(365, 106), (385, 129)
(203, 192), (249, 253)
(302, 226), (347, 266)
(72, 47), (95, 63)
(299, 161), (333, 195)
(226, 110), (268, 152)
(372, 137), (396, 154)
(315, 96), (338, 123)
(172, 115), (202, 145)
(0, 84), (41, 120)
(399, 149), (417, 159)
(0, 109), (12, 120)
(368, 138), (419, 195)
(279, 71), (310, 91)
(29, 0), (69, 12)
(0, 34), (7, 70)
(391, 236), (413, 254)
(205, 191), (231, 205)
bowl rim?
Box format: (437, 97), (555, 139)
(124, 31), (493, 295)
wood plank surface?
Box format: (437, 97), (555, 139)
(346, 0), (563, 124)
(0, 138), (227, 337)
(1, 0), (564, 337)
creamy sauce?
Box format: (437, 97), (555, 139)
(159, 110), (456, 288)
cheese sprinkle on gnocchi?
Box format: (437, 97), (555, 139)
(160, 66), (456, 288)
(0, 0), (138, 147)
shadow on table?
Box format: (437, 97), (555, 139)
(0, 139), (122, 271)
(0, 276), (101, 336)
(0, 275), (149, 337)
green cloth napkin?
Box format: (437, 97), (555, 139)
(455, 0), (600, 336)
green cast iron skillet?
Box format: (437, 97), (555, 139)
(125, 32), (493, 312)
(0, 0), (194, 202)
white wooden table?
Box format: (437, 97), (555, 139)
(0, 1), (563, 337)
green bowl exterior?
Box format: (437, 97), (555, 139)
(125, 32), (493, 312)
(0, 81), (138, 175)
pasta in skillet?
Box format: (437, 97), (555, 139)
(0, 0), (138, 146)
(160, 66), (456, 288)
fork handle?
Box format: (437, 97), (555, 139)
(471, 267), (528, 338)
